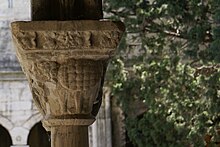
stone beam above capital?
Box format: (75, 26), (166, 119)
(31, 0), (103, 20)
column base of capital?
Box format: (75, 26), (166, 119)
(10, 145), (30, 147)
(42, 118), (95, 131)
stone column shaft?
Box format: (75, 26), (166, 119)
(51, 126), (88, 147)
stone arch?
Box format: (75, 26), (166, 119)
(0, 124), (12, 147)
(27, 122), (50, 147)
(8, 112), (43, 145)
(22, 112), (43, 130)
(0, 115), (14, 131)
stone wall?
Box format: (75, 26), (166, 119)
(0, 1), (37, 146)
(89, 88), (113, 147)
(0, 72), (42, 146)
(0, 0), (30, 71)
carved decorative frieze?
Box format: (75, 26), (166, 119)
(15, 31), (121, 50)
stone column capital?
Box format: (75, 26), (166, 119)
(11, 20), (124, 147)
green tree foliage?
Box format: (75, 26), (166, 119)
(104, 0), (220, 146)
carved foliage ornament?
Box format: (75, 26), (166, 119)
(11, 21), (124, 124)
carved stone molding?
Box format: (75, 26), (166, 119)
(11, 20), (124, 147)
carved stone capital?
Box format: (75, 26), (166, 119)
(11, 21), (124, 128)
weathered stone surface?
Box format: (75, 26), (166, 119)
(12, 21), (123, 118)
(14, 31), (121, 50)
(51, 126), (88, 147)
(12, 21), (123, 55)
(11, 20), (124, 147)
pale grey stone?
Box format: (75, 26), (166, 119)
(10, 127), (29, 145)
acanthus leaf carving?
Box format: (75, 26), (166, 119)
(11, 20), (125, 125)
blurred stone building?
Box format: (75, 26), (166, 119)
(0, 0), (125, 147)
